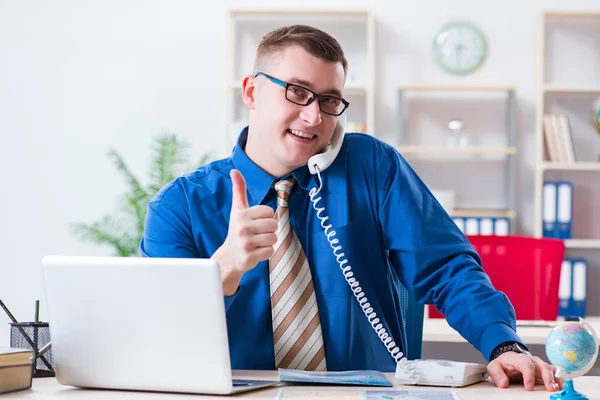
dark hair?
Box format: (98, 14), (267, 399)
(254, 25), (348, 74)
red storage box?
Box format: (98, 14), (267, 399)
(428, 235), (565, 321)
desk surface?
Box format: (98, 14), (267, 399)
(423, 317), (600, 345)
(11, 371), (600, 399)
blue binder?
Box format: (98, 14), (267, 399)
(556, 181), (573, 240)
(493, 218), (510, 236)
(557, 259), (572, 317)
(570, 258), (587, 317)
(452, 217), (511, 236)
(542, 181), (558, 238)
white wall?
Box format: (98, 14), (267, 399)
(1, 0), (599, 346)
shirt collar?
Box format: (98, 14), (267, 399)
(231, 127), (314, 206)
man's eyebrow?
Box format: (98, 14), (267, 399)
(288, 78), (343, 98)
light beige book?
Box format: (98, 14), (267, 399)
(0, 347), (33, 395)
(543, 114), (561, 162)
(558, 114), (575, 163)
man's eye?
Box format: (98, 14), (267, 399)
(323, 97), (340, 105)
(289, 87), (306, 97)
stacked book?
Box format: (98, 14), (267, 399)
(543, 113), (576, 163)
(0, 347), (33, 395)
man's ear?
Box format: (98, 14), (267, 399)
(241, 74), (256, 110)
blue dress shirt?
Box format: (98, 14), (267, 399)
(141, 128), (522, 372)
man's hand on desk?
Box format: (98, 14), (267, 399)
(486, 352), (566, 392)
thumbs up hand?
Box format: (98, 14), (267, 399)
(212, 169), (278, 295)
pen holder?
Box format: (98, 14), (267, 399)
(10, 322), (55, 377)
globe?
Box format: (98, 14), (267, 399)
(545, 319), (599, 400)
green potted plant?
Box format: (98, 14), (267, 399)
(71, 134), (210, 256)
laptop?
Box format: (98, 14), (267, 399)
(41, 255), (278, 395)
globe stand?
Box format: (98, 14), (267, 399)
(549, 379), (588, 400)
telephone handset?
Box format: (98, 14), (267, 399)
(307, 119), (345, 176)
(306, 119), (487, 387)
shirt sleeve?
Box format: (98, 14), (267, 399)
(376, 146), (522, 361)
(140, 197), (240, 310)
(140, 199), (199, 258)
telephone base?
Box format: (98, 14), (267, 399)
(395, 359), (487, 388)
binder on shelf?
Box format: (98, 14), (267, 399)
(542, 180), (572, 239)
(452, 217), (510, 236)
(542, 181), (558, 237)
(556, 181), (573, 240)
(493, 218), (509, 236)
(557, 259), (572, 317)
(571, 259), (587, 318)
(464, 218), (479, 235)
(557, 258), (587, 318)
(479, 218), (493, 235)
(452, 218), (465, 233)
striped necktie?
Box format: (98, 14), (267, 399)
(269, 178), (327, 371)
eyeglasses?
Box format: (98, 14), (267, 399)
(254, 72), (350, 116)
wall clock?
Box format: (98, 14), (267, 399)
(432, 21), (487, 75)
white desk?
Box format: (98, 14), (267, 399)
(10, 372), (600, 399)
(423, 317), (600, 345)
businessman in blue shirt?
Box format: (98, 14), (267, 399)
(141, 25), (563, 392)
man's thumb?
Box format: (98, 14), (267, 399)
(230, 169), (249, 209)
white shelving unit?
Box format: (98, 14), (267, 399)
(533, 11), (600, 250)
(225, 8), (375, 155)
(396, 85), (518, 232)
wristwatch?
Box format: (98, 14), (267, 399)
(490, 341), (532, 361)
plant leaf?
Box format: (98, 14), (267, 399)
(69, 215), (137, 257)
(148, 134), (189, 192)
(107, 149), (148, 201)
(70, 133), (212, 257)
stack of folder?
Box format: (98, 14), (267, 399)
(542, 180), (572, 239)
(558, 258), (587, 318)
(452, 217), (510, 236)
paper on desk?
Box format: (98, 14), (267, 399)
(278, 369), (393, 387)
(364, 390), (460, 399)
(276, 389), (363, 399)
(276, 388), (460, 399)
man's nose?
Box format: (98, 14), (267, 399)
(300, 99), (322, 126)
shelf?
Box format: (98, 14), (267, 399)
(542, 162), (600, 171)
(543, 85), (600, 94)
(450, 209), (516, 218)
(544, 11), (600, 19)
(398, 85), (514, 92)
(565, 239), (600, 249)
(396, 146), (517, 155)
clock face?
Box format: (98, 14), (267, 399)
(432, 21), (487, 75)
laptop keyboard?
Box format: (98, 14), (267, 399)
(233, 379), (270, 387)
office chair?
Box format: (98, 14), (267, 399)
(429, 235), (565, 321)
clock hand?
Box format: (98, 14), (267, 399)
(457, 44), (463, 68)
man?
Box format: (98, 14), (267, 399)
(141, 25), (563, 392)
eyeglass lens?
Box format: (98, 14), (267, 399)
(285, 84), (344, 115)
